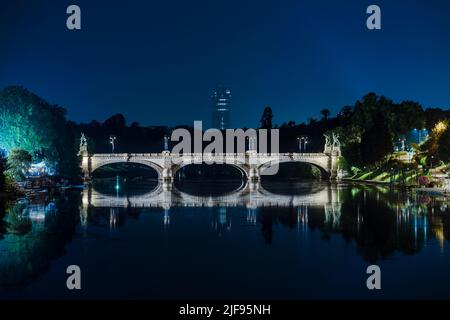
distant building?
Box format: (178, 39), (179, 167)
(212, 86), (231, 129)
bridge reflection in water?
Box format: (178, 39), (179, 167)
(82, 181), (343, 228)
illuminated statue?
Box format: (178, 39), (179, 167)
(323, 133), (332, 153)
(78, 133), (88, 155)
(80, 133), (87, 148)
(332, 132), (341, 150)
(331, 132), (341, 156)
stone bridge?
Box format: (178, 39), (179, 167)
(81, 150), (341, 182)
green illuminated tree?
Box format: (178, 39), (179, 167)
(0, 151), (6, 190)
(0, 86), (80, 181)
(7, 149), (32, 181)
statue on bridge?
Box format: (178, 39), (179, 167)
(323, 132), (341, 155)
(323, 133), (332, 153)
(332, 132), (340, 149)
(78, 133), (88, 156)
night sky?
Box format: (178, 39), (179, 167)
(1, 0), (450, 128)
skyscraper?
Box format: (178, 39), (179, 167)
(212, 86), (231, 129)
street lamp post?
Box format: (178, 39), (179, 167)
(297, 137), (308, 153)
(250, 136), (256, 151)
(246, 136), (256, 152)
(109, 136), (117, 153)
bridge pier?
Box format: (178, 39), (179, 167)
(80, 150), (92, 183)
(161, 167), (174, 183)
(327, 150), (340, 180)
(249, 167), (260, 182)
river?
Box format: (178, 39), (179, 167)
(0, 180), (449, 299)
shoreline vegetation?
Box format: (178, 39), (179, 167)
(344, 163), (450, 196)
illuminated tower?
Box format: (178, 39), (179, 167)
(212, 86), (231, 129)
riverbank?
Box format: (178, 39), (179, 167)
(347, 167), (420, 186)
(343, 165), (450, 197)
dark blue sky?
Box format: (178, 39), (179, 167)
(1, 0), (450, 127)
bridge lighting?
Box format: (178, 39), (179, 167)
(246, 136), (257, 151)
(297, 136), (308, 153)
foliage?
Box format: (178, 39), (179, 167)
(7, 149), (32, 181)
(419, 119), (448, 166)
(0, 150), (6, 190)
(320, 109), (331, 120)
(0, 86), (80, 181)
(103, 113), (126, 129)
(424, 108), (450, 130)
(437, 124), (450, 163)
(260, 106), (273, 129)
(253, 92), (445, 171)
(360, 112), (393, 165)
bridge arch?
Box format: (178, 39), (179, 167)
(258, 158), (331, 179)
(90, 159), (164, 180)
(172, 162), (250, 181)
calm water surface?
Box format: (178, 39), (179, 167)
(1, 180), (449, 299)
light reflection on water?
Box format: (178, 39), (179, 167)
(0, 180), (449, 299)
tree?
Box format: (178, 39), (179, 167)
(0, 150), (6, 190)
(360, 113), (393, 165)
(7, 149), (32, 181)
(0, 86), (81, 181)
(424, 108), (450, 130)
(260, 107), (273, 129)
(437, 127), (450, 163)
(340, 106), (353, 118)
(320, 109), (331, 121)
(390, 100), (424, 135)
(104, 113), (126, 129)
(352, 93), (393, 134)
(307, 117), (317, 125)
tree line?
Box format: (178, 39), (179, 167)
(260, 92), (450, 170)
